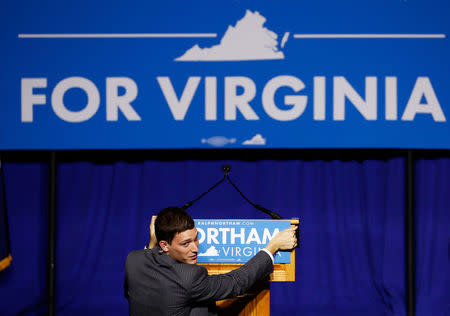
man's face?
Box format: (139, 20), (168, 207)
(161, 227), (199, 264)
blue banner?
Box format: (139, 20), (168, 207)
(195, 219), (292, 264)
(1, 0), (449, 149)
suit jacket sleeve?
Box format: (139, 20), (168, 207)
(187, 250), (273, 303)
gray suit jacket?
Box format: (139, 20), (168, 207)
(124, 247), (273, 316)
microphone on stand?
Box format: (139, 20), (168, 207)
(182, 164), (283, 220)
(253, 204), (283, 220)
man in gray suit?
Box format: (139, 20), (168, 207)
(124, 207), (297, 316)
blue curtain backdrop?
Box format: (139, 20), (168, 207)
(414, 159), (450, 316)
(0, 165), (13, 272)
(0, 157), (448, 316)
(0, 162), (49, 315)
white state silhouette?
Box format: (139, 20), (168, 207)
(243, 134), (266, 145)
(198, 246), (220, 256)
(176, 10), (286, 61)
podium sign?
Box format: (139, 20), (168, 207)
(195, 219), (291, 263)
(195, 219), (298, 315)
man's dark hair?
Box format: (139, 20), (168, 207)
(155, 207), (195, 244)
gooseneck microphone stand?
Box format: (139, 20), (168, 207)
(181, 165), (283, 219)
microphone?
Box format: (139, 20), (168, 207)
(182, 164), (284, 220)
(222, 164), (283, 219)
(253, 204), (283, 220)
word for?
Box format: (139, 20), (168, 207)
(21, 77), (140, 122)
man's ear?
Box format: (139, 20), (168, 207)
(159, 240), (169, 252)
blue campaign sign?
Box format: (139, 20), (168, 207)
(0, 0), (449, 149)
(194, 219), (292, 264)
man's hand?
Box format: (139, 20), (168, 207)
(147, 215), (157, 249)
(264, 226), (298, 255)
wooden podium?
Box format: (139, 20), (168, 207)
(198, 219), (298, 316)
